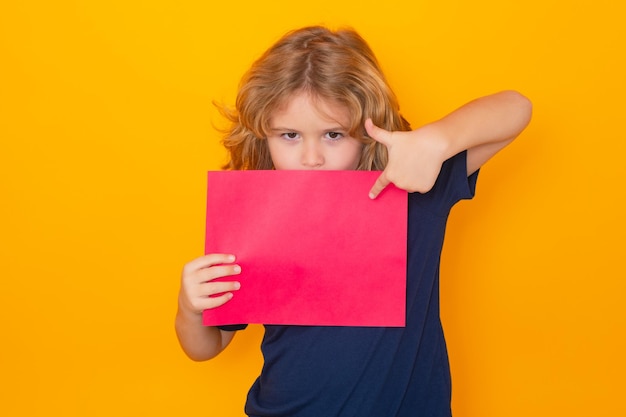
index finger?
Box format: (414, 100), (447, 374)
(365, 118), (393, 147)
(369, 171), (390, 199)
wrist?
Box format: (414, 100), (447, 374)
(417, 121), (454, 161)
(177, 294), (204, 319)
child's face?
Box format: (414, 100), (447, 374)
(267, 91), (362, 170)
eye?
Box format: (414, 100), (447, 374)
(325, 131), (344, 141)
(280, 132), (300, 140)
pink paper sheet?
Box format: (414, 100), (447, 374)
(203, 170), (407, 327)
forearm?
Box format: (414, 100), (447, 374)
(175, 304), (232, 361)
(430, 90), (532, 159)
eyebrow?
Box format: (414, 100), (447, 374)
(269, 126), (347, 132)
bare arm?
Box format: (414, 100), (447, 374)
(431, 90), (532, 175)
(175, 304), (236, 361)
(175, 254), (242, 361)
(367, 90), (532, 197)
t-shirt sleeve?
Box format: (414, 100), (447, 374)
(217, 324), (248, 331)
(408, 150), (478, 214)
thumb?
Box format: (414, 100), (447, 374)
(365, 119), (393, 147)
(369, 170), (390, 199)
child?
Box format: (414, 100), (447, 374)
(176, 26), (532, 416)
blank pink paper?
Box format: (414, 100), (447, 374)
(203, 170), (407, 327)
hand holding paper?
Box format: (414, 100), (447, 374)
(180, 254), (242, 314)
(203, 170), (408, 327)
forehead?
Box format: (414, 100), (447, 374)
(270, 91), (351, 127)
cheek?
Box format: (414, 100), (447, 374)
(339, 141), (364, 170)
(267, 139), (293, 169)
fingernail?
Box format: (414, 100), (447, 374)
(234, 282), (241, 290)
(233, 265), (241, 274)
(369, 192), (375, 199)
(228, 255), (236, 262)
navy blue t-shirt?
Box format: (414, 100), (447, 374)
(221, 151), (478, 417)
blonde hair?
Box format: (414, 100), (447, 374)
(219, 26), (411, 170)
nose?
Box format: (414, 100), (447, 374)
(301, 140), (324, 168)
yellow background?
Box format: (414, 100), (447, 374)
(1, 1), (625, 416)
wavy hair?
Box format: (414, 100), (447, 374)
(218, 26), (411, 170)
